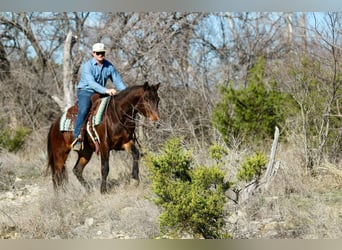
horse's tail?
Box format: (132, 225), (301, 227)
(46, 117), (70, 191)
(46, 123), (54, 176)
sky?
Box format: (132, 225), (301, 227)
(2, 1), (342, 12)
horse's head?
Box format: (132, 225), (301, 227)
(138, 82), (160, 122)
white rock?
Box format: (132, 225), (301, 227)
(15, 177), (22, 182)
(5, 192), (14, 199)
(85, 217), (94, 227)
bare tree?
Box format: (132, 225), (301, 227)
(0, 40), (10, 80)
(195, 13), (292, 87)
(51, 31), (78, 111)
(276, 12), (342, 169)
(0, 12), (90, 128)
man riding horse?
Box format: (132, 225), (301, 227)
(47, 42), (161, 193)
(73, 42), (127, 151)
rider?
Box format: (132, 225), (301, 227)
(72, 42), (127, 151)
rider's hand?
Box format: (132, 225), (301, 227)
(106, 88), (117, 96)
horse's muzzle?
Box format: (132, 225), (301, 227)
(149, 113), (160, 122)
(149, 113), (161, 128)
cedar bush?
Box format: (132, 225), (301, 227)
(146, 137), (230, 239)
(237, 152), (267, 183)
(209, 143), (228, 163)
(212, 57), (294, 147)
(0, 120), (31, 152)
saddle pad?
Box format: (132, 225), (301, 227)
(59, 96), (110, 132)
(60, 111), (74, 131)
(91, 96), (110, 126)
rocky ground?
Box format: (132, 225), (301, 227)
(0, 150), (161, 239)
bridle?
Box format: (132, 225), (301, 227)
(110, 91), (155, 130)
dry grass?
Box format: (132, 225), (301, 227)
(0, 137), (160, 239)
(1, 132), (342, 239)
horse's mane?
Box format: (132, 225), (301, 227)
(115, 84), (144, 100)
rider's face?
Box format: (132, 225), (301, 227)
(93, 51), (105, 63)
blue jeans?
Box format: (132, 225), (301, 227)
(73, 89), (94, 139)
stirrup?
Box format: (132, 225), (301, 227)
(71, 138), (83, 151)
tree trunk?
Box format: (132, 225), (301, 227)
(301, 13), (307, 54)
(63, 31), (76, 110)
(0, 41), (10, 81)
(52, 31), (77, 111)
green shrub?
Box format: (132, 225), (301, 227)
(0, 121), (31, 152)
(212, 57), (295, 147)
(209, 144), (228, 162)
(237, 152), (267, 183)
(146, 137), (230, 239)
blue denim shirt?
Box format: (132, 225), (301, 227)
(77, 58), (126, 94)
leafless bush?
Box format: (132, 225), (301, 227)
(230, 140), (342, 239)
(0, 69), (60, 130)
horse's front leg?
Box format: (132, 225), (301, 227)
(131, 143), (140, 180)
(73, 146), (93, 192)
(122, 140), (140, 181)
(100, 150), (110, 193)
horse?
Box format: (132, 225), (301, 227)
(47, 82), (160, 193)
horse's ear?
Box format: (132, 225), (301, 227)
(143, 81), (149, 90)
(154, 83), (160, 91)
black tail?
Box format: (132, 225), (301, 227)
(46, 124), (54, 176)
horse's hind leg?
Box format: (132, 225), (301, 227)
(52, 150), (69, 191)
(122, 140), (140, 181)
(47, 121), (71, 192)
(73, 147), (93, 191)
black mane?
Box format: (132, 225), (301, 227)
(115, 84), (145, 100)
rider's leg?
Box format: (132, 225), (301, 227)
(73, 90), (93, 150)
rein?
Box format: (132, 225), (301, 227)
(111, 95), (138, 129)
(110, 91), (153, 130)
(110, 95), (143, 148)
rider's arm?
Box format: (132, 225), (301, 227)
(109, 65), (127, 92)
(78, 61), (108, 94)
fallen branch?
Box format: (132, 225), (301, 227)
(0, 208), (17, 228)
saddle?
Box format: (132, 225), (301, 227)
(60, 93), (109, 144)
(65, 94), (103, 116)
(86, 93), (109, 142)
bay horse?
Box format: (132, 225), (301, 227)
(47, 82), (160, 193)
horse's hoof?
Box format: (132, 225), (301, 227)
(130, 178), (140, 187)
(100, 186), (107, 194)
